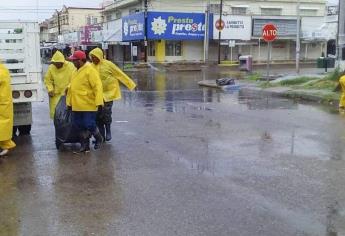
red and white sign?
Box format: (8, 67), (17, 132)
(262, 24), (277, 42)
(215, 19), (225, 31)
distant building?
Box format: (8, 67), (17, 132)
(39, 20), (49, 43)
(46, 5), (102, 42)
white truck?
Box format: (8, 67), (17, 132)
(0, 21), (43, 135)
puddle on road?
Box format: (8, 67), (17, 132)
(124, 69), (301, 113)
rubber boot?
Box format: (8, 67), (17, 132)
(105, 124), (112, 141)
(93, 128), (104, 150)
(98, 124), (106, 141)
(76, 131), (90, 153)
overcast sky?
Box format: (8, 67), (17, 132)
(0, 0), (102, 21)
(0, 0), (339, 22)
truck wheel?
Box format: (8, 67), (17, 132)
(18, 125), (32, 135)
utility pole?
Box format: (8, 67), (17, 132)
(217, 0), (223, 64)
(144, 0), (148, 63)
(296, 0), (301, 74)
(338, 0), (345, 65)
(203, 0), (210, 63)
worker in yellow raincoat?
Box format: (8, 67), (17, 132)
(338, 73), (345, 114)
(67, 51), (104, 153)
(0, 63), (16, 156)
(89, 48), (136, 141)
(44, 50), (75, 119)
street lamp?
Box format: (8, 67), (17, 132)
(296, 0), (301, 74)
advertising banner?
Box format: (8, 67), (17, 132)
(213, 15), (251, 40)
(81, 25), (102, 44)
(122, 12), (145, 41)
(147, 12), (210, 40)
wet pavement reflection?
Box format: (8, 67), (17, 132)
(1, 68), (345, 235)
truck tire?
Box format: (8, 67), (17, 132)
(18, 125), (31, 135)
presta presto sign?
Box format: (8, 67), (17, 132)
(147, 12), (209, 40)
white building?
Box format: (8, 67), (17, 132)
(64, 0), (330, 64)
(46, 6), (103, 42)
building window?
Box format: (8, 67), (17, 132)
(300, 9), (318, 16)
(106, 15), (112, 21)
(115, 11), (122, 19)
(231, 7), (247, 15)
(261, 8), (282, 16)
(129, 8), (140, 14)
(87, 16), (91, 25)
(166, 41), (182, 56)
(210, 4), (220, 14)
(148, 41), (155, 56)
(93, 17), (98, 24)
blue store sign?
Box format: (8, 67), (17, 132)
(147, 12), (210, 40)
(122, 12), (145, 41)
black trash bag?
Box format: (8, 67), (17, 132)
(216, 78), (236, 86)
(54, 96), (80, 148)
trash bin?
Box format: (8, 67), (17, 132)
(239, 55), (253, 72)
(317, 57), (335, 69)
(317, 57), (324, 68)
(327, 57), (335, 68)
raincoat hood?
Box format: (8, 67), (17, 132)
(51, 51), (65, 63)
(89, 48), (104, 62)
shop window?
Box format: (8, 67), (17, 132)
(261, 8), (282, 16)
(300, 9), (318, 16)
(232, 7), (247, 15)
(166, 41), (182, 56)
(87, 16), (91, 25)
(148, 41), (155, 56)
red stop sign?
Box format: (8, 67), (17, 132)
(262, 24), (277, 42)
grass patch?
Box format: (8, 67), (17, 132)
(123, 63), (134, 69)
(325, 68), (343, 81)
(278, 76), (319, 86)
(303, 79), (338, 90)
(246, 72), (262, 81)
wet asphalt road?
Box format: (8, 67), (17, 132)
(1, 68), (345, 236)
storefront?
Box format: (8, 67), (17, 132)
(122, 12), (146, 62)
(122, 11), (212, 63)
(212, 15), (252, 61)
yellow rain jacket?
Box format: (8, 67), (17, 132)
(44, 51), (75, 118)
(66, 62), (103, 111)
(339, 75), (345, 108)
(0, 64), (14, 141)
(89, 48), (136, 102)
